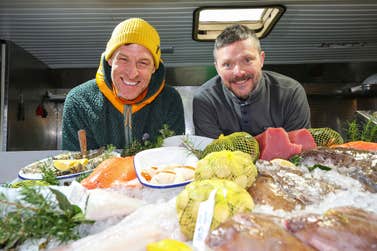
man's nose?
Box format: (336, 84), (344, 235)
(126, 63), (139, 79)
(233, 63), (245, 76)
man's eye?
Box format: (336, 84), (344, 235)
(120, 57), (128, 62)
(138, 61), (150, 68)
(245, 57), (253, 64)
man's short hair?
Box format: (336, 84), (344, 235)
(214, 24), (261, 58)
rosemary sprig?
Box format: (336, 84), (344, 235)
(181, 136), (204, 159)
(345, 118), (377, 142)
(0, 187), (94, 250)
(347, 120), (360, 142)
(360, 119), (377, 142)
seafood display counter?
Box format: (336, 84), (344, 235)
(1, 132), (377, 251)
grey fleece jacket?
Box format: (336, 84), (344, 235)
(193, 70), (311, 138)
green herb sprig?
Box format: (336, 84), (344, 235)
(122, 124), (175, 156)
(347, 120), (360, 142)
(0, 187), (94, 250)
(345, 119), (377, 142)
(40, 164), (59, 186)
(360, 119), (377, 142)
(181, 136), (204, 159)
(289, 155), (302, 166)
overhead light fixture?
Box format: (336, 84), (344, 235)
(193, 6), (285, 41)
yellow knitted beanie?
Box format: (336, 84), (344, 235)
(105, 18), (161, 69)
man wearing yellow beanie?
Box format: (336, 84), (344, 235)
(62, 18), (185, 150)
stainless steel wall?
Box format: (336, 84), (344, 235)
(5, 41), (56, 151)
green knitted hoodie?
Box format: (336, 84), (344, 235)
(62, 56), (185, 151)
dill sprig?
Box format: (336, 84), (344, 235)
(0, 187), (94, 250)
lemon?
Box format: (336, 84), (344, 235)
(53, 159), (88, 172)
(270, 158), (296, 168)
(147, 239), (192, 251)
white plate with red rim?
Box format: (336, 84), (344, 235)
(134, 146), (199, 189)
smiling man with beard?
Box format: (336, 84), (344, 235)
(62, 18), (185, 150)
(193, 24), (311, 138)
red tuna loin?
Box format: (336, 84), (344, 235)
(255, 127), (302, 161)
(288, 128), (317, 151)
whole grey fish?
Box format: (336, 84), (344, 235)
(254, 160), (338, 206)
(299, 147), (377, 192)
(206, 212), (315, 251)
(285, 207), (377, 251)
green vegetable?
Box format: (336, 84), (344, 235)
(194, 150), (258, 189)
(176, 179), (254, 240)
(0, 187), (94, 250)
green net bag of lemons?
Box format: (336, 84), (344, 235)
(176, 179), (254, 240)
(202, 132), (259, 162)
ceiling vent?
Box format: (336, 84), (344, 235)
(193, 5), (285, 41)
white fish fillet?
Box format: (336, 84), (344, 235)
(49, 199), (186, 251)
(64, 181), (145, 221)
(85, 189), (145, 221)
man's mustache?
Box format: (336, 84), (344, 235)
(229, 74), (253, 83)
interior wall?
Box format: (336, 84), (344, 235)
(6, 41), (57, 151)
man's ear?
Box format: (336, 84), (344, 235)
(108, 58), (113, 66)
(260, 51), (265, 68)
(214, 61), (219, 73)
